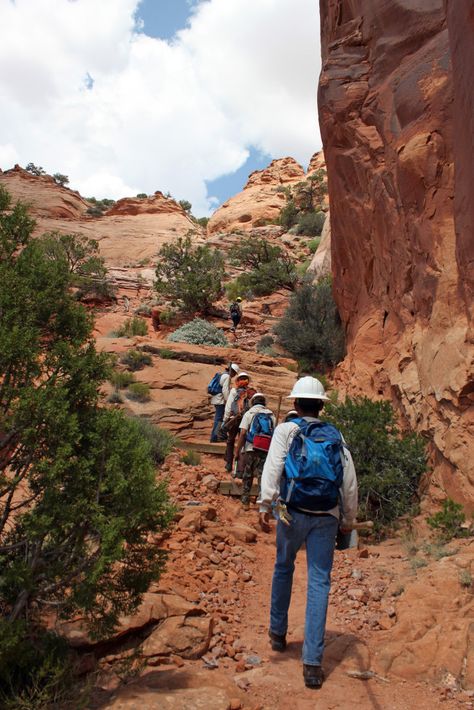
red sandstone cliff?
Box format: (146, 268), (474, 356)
(0, 169), (199, 267)
(318, 0), (473, 506)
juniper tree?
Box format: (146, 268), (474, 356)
(0, 186), (174, 647)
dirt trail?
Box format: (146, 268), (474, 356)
(91, 451), (471, 710)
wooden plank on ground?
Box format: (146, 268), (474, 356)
(175, 440), (226, 455)
(218, 481), (259, 496)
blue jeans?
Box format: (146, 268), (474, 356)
(270, 510), (338, 666)
(210, 404), (225, 442)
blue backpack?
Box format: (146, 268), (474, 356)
(246, 411), (274, 450)
(207, 372), (223, 396)
(280, 418), (344, 512)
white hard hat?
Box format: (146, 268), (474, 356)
(230, 363), (240, 374)
(287, 376), (329, 401)
(251, 392), (265, 403)
(236, 371), (249, 380)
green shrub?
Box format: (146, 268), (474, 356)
(459, 570), (473, 588)
(308, 237), (321, 253)
(159, 348), (176, 359)
(324, 397), (428, 533)
(126, 382), (151, 402)
(131, 418), (175, 465)
(169, 318), (228, 347)
(110, 371), (136, 389)
(256, 334), (278, 356)
(107, 391), (124, 404)
(113, 316), (148, 337)
(120, 349), (153, 371)
(135, 303), (152, 316)
(136, 193), (147, 198)
(195, 216), (209, 228)
(225, 277), (254, 302)
(228, 236), (297, 296)
(427, 499), (469, 542)
(182, 450), (201, 466)
(274, 277), (345, 370)
(279, 200), (299, 230)
(155, 234), (224, 313)
(257, 334), (275, 350)
(0, 624), (89, 709)
(295, 211), (325, 237)
(159, 308), (177, 325)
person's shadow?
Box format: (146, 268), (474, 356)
(270, 629), (384, 710)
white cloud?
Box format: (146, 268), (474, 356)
(0, 0), (320, 215)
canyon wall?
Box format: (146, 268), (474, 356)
(318, 0), (473, 506)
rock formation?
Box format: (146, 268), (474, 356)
(0, 168), (199, 268)
(207, 154), (324, 235)
(318, 0), (474, 507)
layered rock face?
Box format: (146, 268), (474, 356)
(318, 1), (473, 505)
(0, 168), (198, 267)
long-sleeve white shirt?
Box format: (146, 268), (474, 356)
(223, 386), (239, 421)
(210, 373), (231, 406)
(258, 417), (358, 526)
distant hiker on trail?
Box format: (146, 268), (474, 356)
(123, 295), (130, 312)
(235, 393), (275, 510)
(229, 297), (242, 332)
(258, 376), (358, 690)
(151, 306), (161, 332)
(222, 372), (255, 473)
(208, 363), (240, 443)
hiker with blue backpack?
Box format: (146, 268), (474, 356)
(208, 363), (240, 443)
(257, 376), (358, 690)
(235, 393), (275, 510)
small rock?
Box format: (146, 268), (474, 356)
(235, 658), (247, 673)
(242, 571), (252, 582)
(228, 699), (242, 710)
(358, 548), (369, 558)
(351, 568), (364, 581)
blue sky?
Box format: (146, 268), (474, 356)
(136, 0), (197, 41)
(135, 0), (273, 206)
(0, 0), (320, 216)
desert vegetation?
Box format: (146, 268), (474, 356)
(155, 234), (224, 313)
(0, 187), (174, 706)
(274, 276), (345, 371)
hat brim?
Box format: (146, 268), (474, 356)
(286, 394), (330, 401)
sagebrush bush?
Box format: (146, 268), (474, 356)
(131, 418), (175, 465)
(126, 382), (151, 402)
(113, 317), (148, 337)
(257, 334), (277, 356)
(135, 304), (151, 316)
(120, 349), (153, 371)
(308, 237), (321, 253)
(274, 277), (344, 370)
(168, 318), (228, 347)
(324, 397), (428, 533)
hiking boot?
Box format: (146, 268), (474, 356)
(241, 501), (250, 511)
(268, 630), (286, 652)
(303, 664), (324, 689)
(225, 463), (232, 473)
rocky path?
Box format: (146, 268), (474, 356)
(88, 451), (472, 710)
